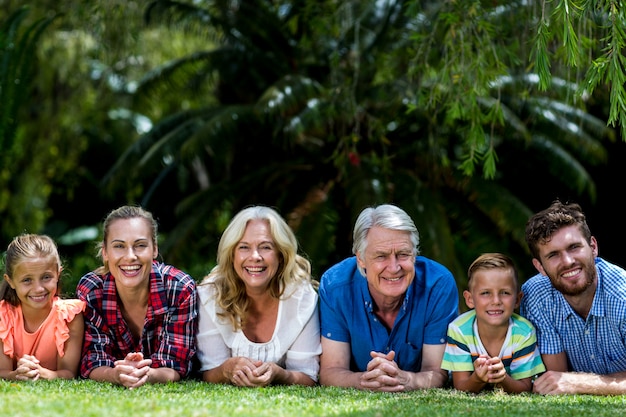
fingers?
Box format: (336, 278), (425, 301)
(369, 350), (395, 361)
(231, 362), (273, 387)
(116, 364), (151, 389)
(125, 352), (144, 362)
(366, 352), (398, 373)
(360, 371), (404, 392)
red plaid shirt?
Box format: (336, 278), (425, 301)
(77, 261), (197, 378)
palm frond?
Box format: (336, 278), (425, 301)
(100, 108), (208, 188)
(529, 134), (597, 201)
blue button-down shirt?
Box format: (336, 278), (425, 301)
(319, 256), (459, 372)
(520, 257), (626, 374)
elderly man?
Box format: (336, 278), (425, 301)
(319, 204), (459, 392)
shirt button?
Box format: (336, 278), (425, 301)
(326, 332), (332, 337)
(585, 330), (590, 335)
(590, 355), (595, 360)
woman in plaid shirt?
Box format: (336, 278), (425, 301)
(76, 205), (197, 389)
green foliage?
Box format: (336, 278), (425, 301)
(0, 6), (60, 240)
(530, 0), (626, 139)
(1, 0), (625, 290)
(84, 0), (616, 283)
(1, 380), (626, 417)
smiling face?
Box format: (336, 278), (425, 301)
(464, 267), (520, 332)
(233, 219), (280, 294)
(102, 217), (158, 289)
(532, 224), (598, 298)
(356, 226), (415, 305)
(4, 255), (60, 313)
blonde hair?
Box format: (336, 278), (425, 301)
(467, 252), (518, 292)
(1, 234), (62, 306)
(201, 206), (314, 330)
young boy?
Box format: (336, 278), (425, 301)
(441, 253), (545, 393)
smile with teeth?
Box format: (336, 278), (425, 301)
(245, 267), (266, 274)
(383, 276), (402, 282)
(562, 269), (581, 278)
(120, 265), (141, 273)
(30, 294), (48, 302)
(487, 310), (503, 315)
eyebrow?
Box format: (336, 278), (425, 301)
(111, 238), (150, 243)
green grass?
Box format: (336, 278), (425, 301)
(2, 380), (626, 417)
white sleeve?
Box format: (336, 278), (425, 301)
(284, 285), (322, 381)
(196, 284), (232, 371)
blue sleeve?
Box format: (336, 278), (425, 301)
(318, 264), (351, 343)
(422, 260), (459, 345)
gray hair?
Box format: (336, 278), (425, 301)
(352, 204), (420, 276)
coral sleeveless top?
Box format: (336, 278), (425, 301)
(0, 298), (85, 370)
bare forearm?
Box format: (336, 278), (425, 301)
(570, 372), (626, 395)
(147, 367), (180, 384)
(405, 369), (448, 390)
(273, 366), (316, 386)
(88, 366), (118, 383)
(39, 368), (77, 380)
(202, 365), (231, 384)
(0, 370), (18, 380)
(496, 375), (532, 394)
(319, 367), (364, 389)
(453, 372), (488, 393)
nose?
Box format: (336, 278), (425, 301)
(561, 251), (575, 266)
(250, 248), (263, 260)
(125, 247), (138, 259)
(388, 255), (401, 272)
(492, 294), (502, 305)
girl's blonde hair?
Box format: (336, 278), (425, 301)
(201, 206), (314, 330)
(1, 234), (62, 306)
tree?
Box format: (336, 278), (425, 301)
(98, 0), (615, 289)
(1, 1), (623, 294)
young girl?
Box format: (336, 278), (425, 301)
(0, 234), (85, 380)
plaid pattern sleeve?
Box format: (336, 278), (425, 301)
(144, 263), (198, 377)
(76, 271), (119, 378)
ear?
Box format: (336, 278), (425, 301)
(153, 244), (159, 260)
(101, 244), (109, 263)
(532, 258), (546, 276)
(515, 290), (523, 309)
(3, 274), (15, 289)
(590, 236), (599, 257)
(356, 251), (366, 270)
(463, 290), (475, 309)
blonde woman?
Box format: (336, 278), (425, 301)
(196, 206), (321, 387)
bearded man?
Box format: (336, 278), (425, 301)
(521, 200), (626, 395)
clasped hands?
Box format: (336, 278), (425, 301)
(472, 354), (506, 385)
(114, 352), (152, 389)
(14, 355), (43, 381)
(225, 357), (278, 387)
(360, 350), (409, 392)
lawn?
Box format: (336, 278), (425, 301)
(1, 380), (625, 417)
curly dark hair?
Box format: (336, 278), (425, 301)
(525, 200), (591, 259)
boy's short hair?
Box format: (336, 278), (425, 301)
(467, 253), (519, 291)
